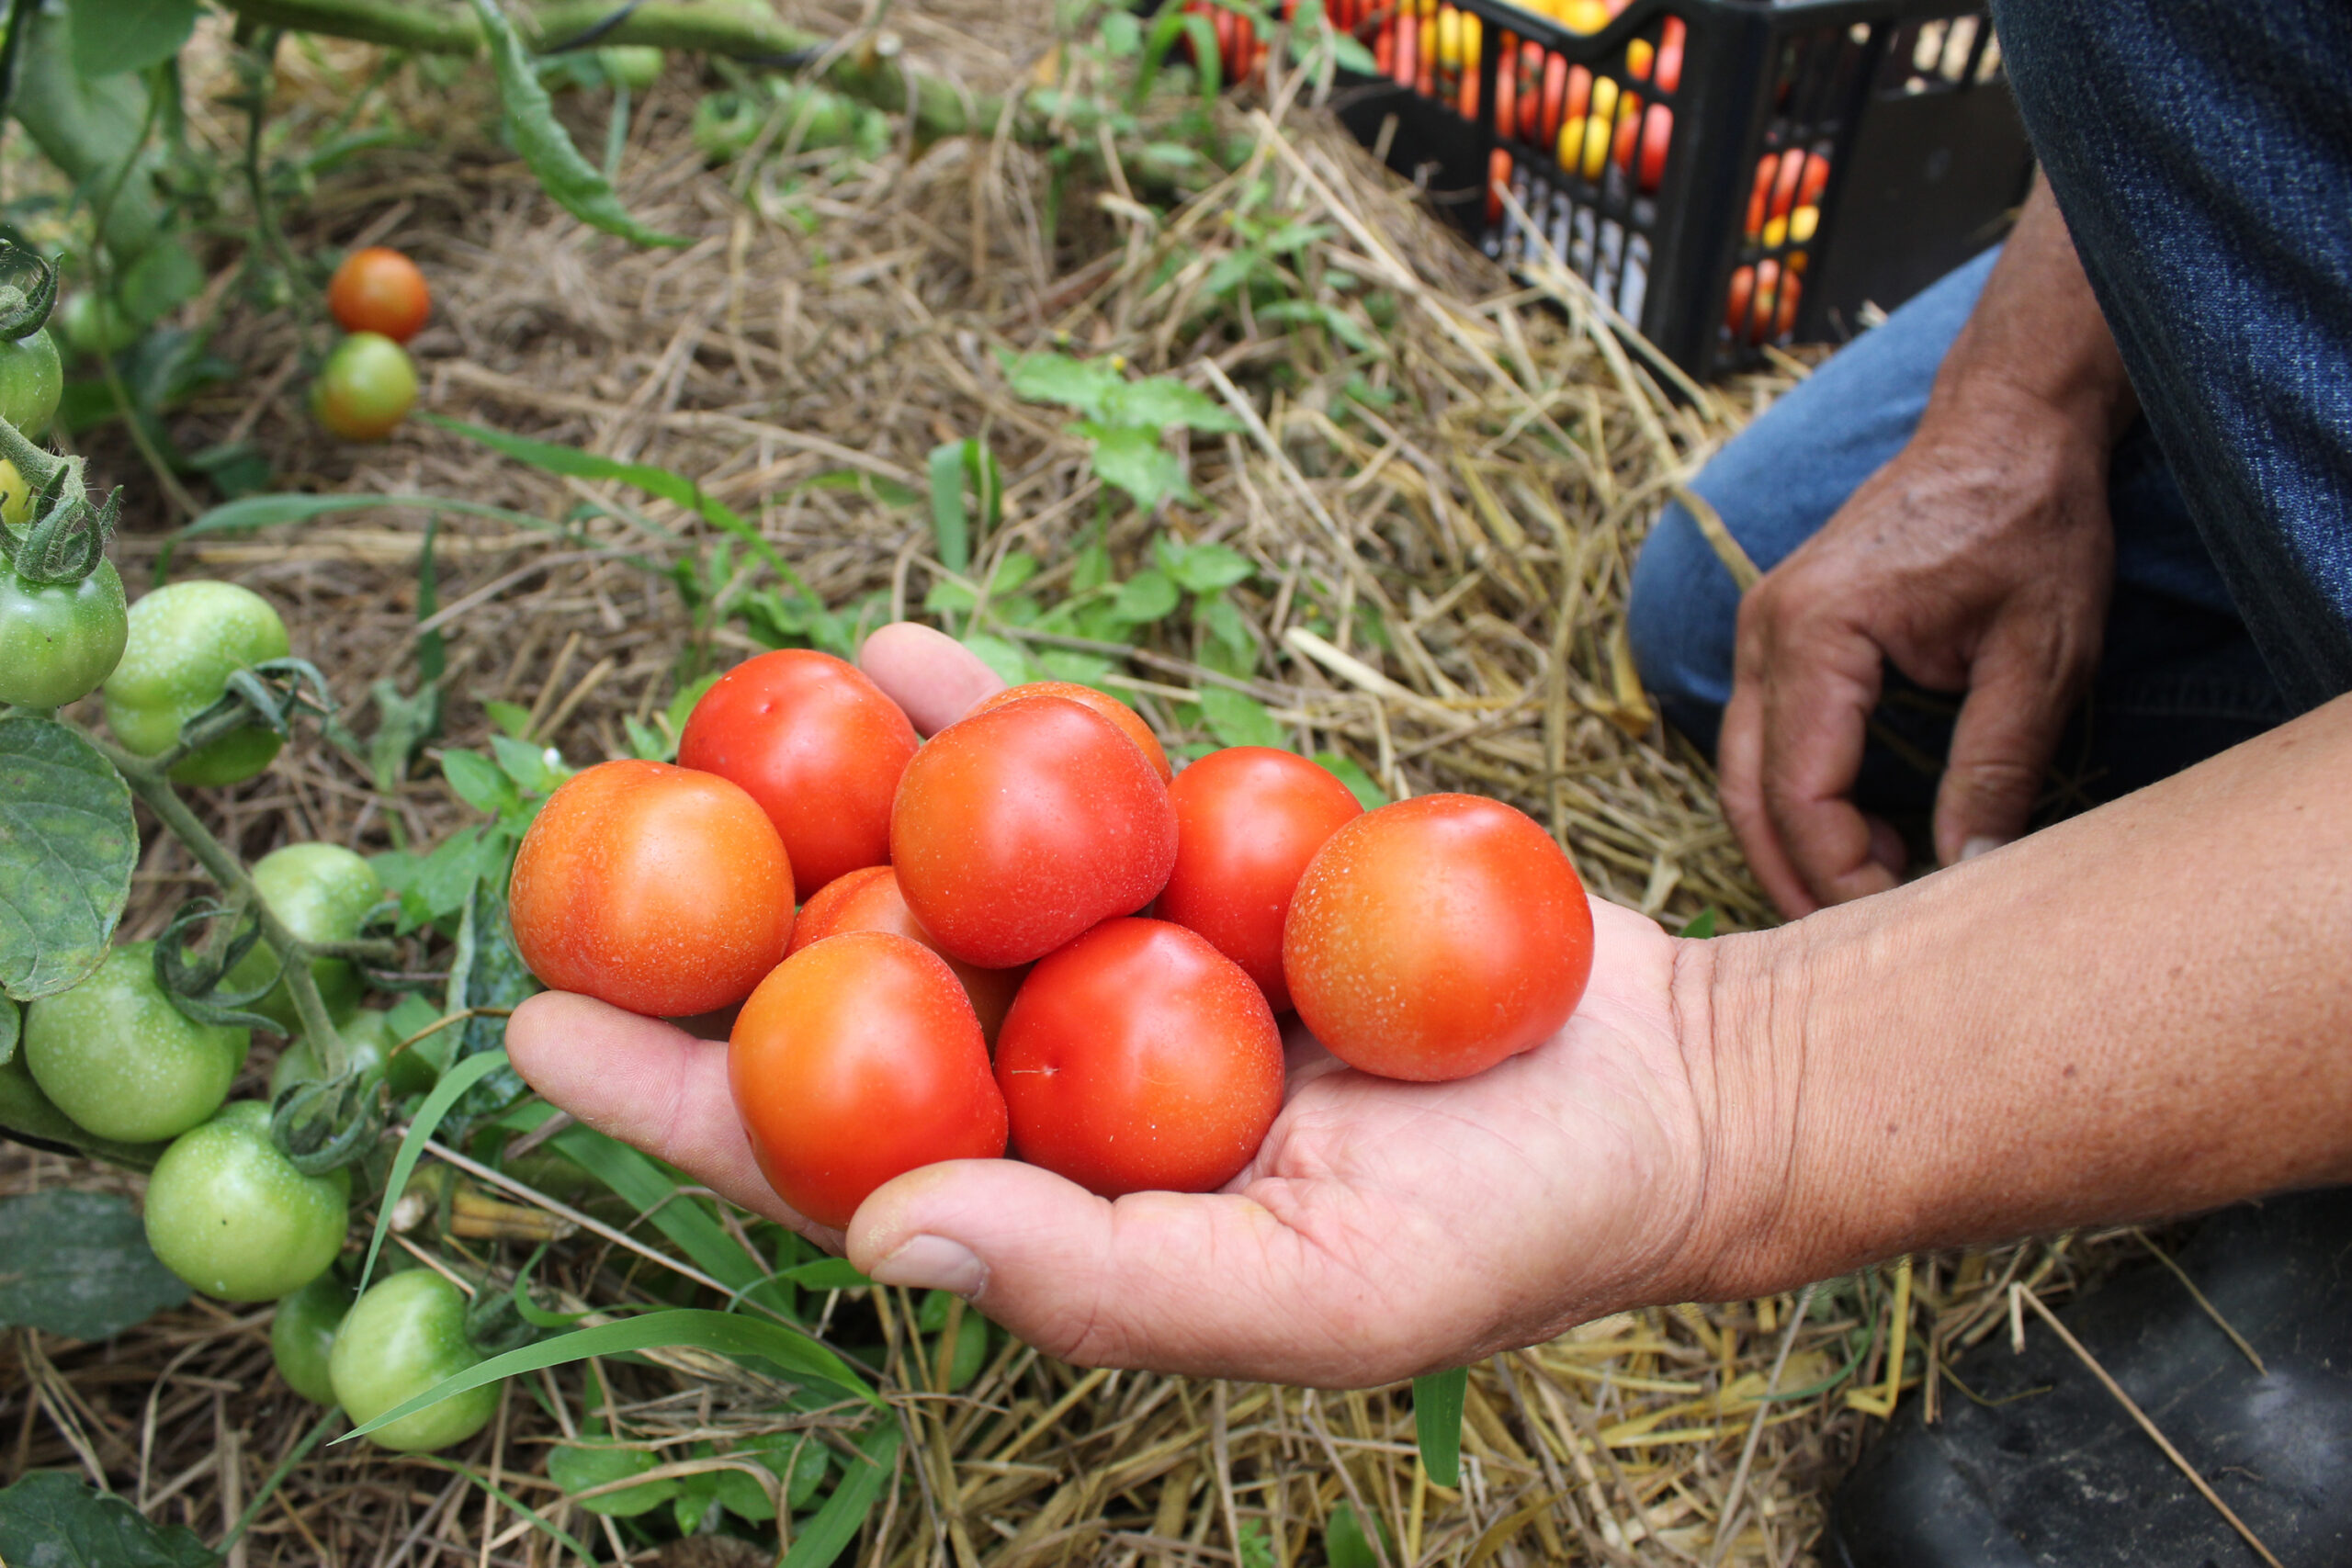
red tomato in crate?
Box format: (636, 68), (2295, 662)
(995, 919), (1283, 1198)
(1159, 748), (1363, 1013)
(1724, 259), (1801, 344)
(678, 649), (918, 893)
(1612, 101), (1671, 192)
(731, 931), (1007, 1230)
(1283, 795), (1593, 1082)
(891, 694), (1179, 968)
(510, 761), (794, 1018)
(790, 866), (1026, 1043)
(967, 680), (1171, 780)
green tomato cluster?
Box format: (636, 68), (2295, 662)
(102, 580), (290, 785)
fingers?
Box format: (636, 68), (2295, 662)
(505, 992), (831, 1244)
(858, 622), (1006, 736)
(1932, 621), (2085, 866)
(1724, 602), (1898, 915)
(847, 1161), (1417, 1386)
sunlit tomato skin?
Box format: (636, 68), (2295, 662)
(678, 650), (918, 891)
(967, 681), (1171, 781)
(1159, 748), (1362, 1013)
(891, 695), (1179, 969)
(729, 931), (1006, 1229)
(326, 247), (431, 343)
(1283, 795), (1593, 1082)
(789, 866), (1025, 1043)
(995, 919), (1282, 1198)
(509, 760), (794, 1018)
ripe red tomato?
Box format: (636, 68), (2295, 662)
(1725, 260), (1801, 344)
(967, 680), (1170, 781)
(1159, 748), (1362, 1013)
(510, 761), (794, 1018)
(730, 931), (1006, 1228)
(678, 649), (918, 891)
(790, 865), (1026, 1043)
(1612, 101), (1672, 192)
(892, 694), (1178, 968)
(326, 247), (431, 343)
(1283, 794), (1592, 1082)
(995, 919), (1282, 1198)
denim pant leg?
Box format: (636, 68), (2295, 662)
(1991, 0), (2352, 711)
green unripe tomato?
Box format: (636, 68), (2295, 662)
(23, 942), (248, 1143)
(0, 327), (62, 436)
(225, 843), (382, 1033)
(598, 45), (663, 91)
(143, 1100), (351, 1302)
(0, 557), (126, 709)
(102, 581), (291, 786)
(331, 1270), (501, 1452)
(271, 1007), (440, 1100)
(271, 1269), (355, 1404)
(311, 332), (417, 442)
(57, 290), (139, 359)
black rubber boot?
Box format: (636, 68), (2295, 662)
(1825, 1188), (2352, 1568)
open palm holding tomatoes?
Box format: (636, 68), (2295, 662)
(504, 625), (1715, 1390)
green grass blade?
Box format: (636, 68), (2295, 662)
(548, 1122), (770, 1297)
(175, 491), (582, 541)
(1412, 1368), (1467, 1487)
(335, 1310), (880, 1445)
(928, 440), (970, 573)
(782, 1417), (901, 1568)
(358, 1049), (514, 1295)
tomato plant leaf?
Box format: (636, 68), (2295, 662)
(548, 1438), (678, 1517)
(1081, 424), (1192, 511)
(1100, 376), (1243, 434)
(463, 0), (688, 248)
(0, 716), (135, 1002)
(0, 1471), (216, 1567)
(1312, 750), (1387, 809)
(1411, 1367), (1468, 1488)
(446, 883), (537, 1114)
(65, 0), (199, 81)
(337, 1310), (879, 1448)
(782, 1418), (900, 1568)
(1195, 686), (1285, 750)
(0, 1190), (189, 1341)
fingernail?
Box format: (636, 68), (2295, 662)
(868, 1234), (986, 1296)
(1960, 835), (2007, 862)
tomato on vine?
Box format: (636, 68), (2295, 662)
(224, 842), (384, 1033)
(0, 322), (62, 437)
(272, 1008), (439, 1100)
(142, 1100), (352, 1302)
(311, 331), (418, 442)
(325, 247), (431, 343)
(0, 552), (125, 710)
(21, 942), (248, 1145)
(102, 580), (292, 785)
(271, 1270), (356, 1404)
(330, 1269), (502, 1452)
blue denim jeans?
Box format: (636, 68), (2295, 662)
(1629, 0), (2351, 814)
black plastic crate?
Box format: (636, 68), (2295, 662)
(1317, 0), (2035, 378)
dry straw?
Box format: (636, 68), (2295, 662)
(1, 5), (2155, 1564)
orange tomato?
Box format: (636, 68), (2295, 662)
(967, 680), (1170, 780)
(790, 865), (1027, 1043)
(510, 761), (794, 1019)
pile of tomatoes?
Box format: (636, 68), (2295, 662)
(313, 245), (429, 442)
(510, 649), (1597, 1228)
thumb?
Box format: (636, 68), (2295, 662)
(846, 1161), (1406, 1385)
(1933, 627), (2083, 866)
(858, 622), (1005, 736)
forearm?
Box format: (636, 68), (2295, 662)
(1683, 693), (2352, 1296)
(1922, 175), (2138, 446)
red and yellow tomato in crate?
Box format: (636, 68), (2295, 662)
(508, 648), (1597, 1226)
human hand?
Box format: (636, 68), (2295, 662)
(505, 626), (1725, 1386)
(1718, 389), (2115, 918)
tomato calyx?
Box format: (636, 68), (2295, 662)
(0, 241), (59, 342)
(0, 448), (114, 589)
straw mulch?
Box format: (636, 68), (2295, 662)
(0, 7), (2146, 1565)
